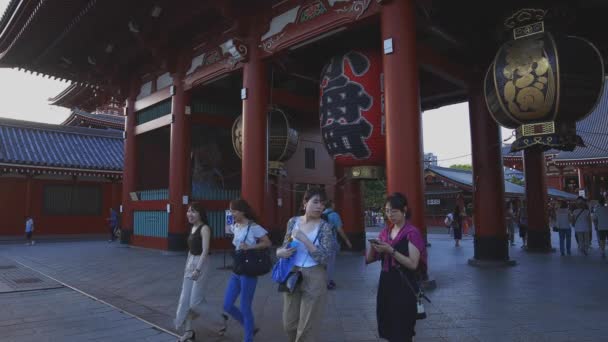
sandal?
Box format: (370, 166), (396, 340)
(218, 314), (229, 336)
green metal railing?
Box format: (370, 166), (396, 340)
(137, 189), (169, 201)
(136, 100), (172, 124)
(208, 210), (229, 238)
(134, 211), (169, 238)
(191, 186), (240, 201)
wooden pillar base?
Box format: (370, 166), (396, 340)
(120, 229), (132, 244)
(472, 235), (511, 262)
(525, 230), (554, 253)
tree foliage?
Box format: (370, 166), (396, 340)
(362, 179), (386, 210)
(449, 164), (472, 171)
(508, 176), (525, 186)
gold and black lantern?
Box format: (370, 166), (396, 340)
(485, 9), (604, 152)
(232, 107), (299, 175)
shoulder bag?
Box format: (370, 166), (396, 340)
(397, 265), (431, 320)
(278, 224), (321, 293)
(233, 223), (272, 277)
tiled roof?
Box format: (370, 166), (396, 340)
(0, 117), (123, 172)
(61, 109), (125, 129)
(427, 166), (577, 200)
(502, 80), (608, 162)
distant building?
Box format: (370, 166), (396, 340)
(0, 118), (123, 236)
(424, 153), (438, 167)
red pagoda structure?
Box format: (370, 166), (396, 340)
(2, 0), (607, 265)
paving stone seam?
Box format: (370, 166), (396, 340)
(9, 258), (180, 339)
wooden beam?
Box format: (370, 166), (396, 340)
(134, 87), (171, 112)
(417, 43), (468, 88)
(134, 114), (173, 135)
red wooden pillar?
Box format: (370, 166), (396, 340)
(241, 44), (269, 224)
(381, 0), (426, 235)
(168, 72), (192, 251)
(558, 167), (565, 191)
(468, 73), (512, 264)
(121, 96), (137, 243)
(524, 146), (552, 252)
(335, 166), (365, 251)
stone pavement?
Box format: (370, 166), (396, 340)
(0, 257), (175, 342)
(0, 231), (607, 341)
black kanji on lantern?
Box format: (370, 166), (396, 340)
(320, 51), (374, 159)
(323, 121), (373, 158)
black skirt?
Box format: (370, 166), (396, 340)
(376, 239), (417, 342)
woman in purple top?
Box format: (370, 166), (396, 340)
(366, 192), (427, 342)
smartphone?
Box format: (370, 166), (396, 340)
(368, 238), (380, 245)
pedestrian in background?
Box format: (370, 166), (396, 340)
(322, 200), (352, 290)
(555, 201), (572, 256)
(572, 196), (592, 256)
(592, 197), (608, 258)
(108, 208), (118, 242)
(25, 216), (34, 245)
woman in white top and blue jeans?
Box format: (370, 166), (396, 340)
(276, 187), (335, 342)
(222, 199), (271, 342)
(555, 201), (572, 256)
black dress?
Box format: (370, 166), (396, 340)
(377, 236), (418, 342)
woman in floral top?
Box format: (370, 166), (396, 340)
(276, 187), (335, 342)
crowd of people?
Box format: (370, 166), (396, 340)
(174, 188), (427, 342)
(549, 196), (608, 257)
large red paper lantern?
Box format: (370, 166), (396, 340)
(319, 49), (385, 167)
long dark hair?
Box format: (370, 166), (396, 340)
(230, 198), (258, 222)
(189, 202), (209, 226)
(385, 192), (411, 219)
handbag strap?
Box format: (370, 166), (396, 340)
(397, 266), (431, 303)
(239, 222), (252, 249)
(297, 220), (321, 267)
(573, 209), (586, 226)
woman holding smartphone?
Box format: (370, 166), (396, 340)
(366, 192), (427, 342)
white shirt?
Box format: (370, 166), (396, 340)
(25, 219), (34, 232)
(556, 208), (570, 229)
(292, 219), (321, 268)
(572, 209), (591, 233)
(593, 206), (608, 231)
(230, 222), (268, 250)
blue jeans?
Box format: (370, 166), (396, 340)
(223, 273), (258, 342)
(559, 229), (571, 255)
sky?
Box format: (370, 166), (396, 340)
(0, 0), (513, 167)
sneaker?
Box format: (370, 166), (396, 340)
(327, 281), (336, 290)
